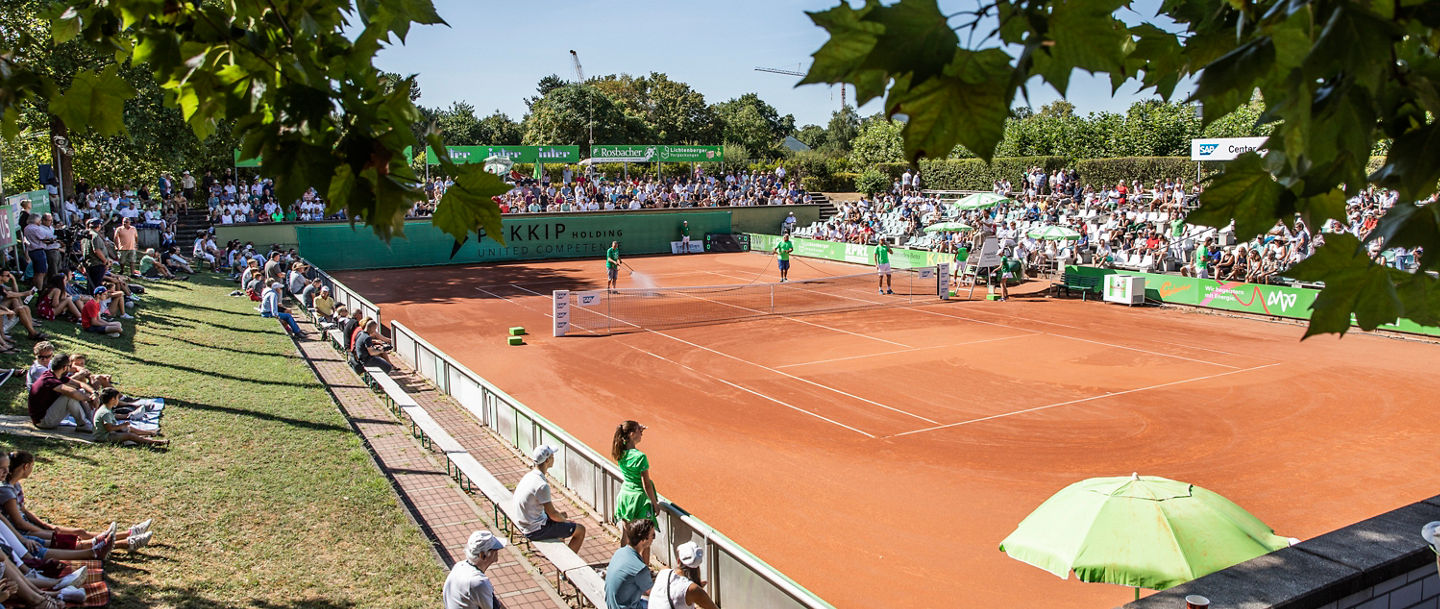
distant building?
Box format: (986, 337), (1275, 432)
(782, 136), (811, 152)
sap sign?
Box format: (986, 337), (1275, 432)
(1190, 137), (1269, 161)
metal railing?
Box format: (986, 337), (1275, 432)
(388, 320), (834, 609)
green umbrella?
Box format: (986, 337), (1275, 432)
(953, 192), (1013, 210)
(1027, 225), (1082, 240)
(999, 474), (1290, 593)
(924, 222), (973, 233)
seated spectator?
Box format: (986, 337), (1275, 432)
(1, 450), (152, 551)
(260, 282), (305, 338)
(93, 388), (168, 448)
(27, 342), (54, 388)
(301, 278), (322, 309)
(337, 307), (360, 348)
(162, 246), (195, 275)
(80, 288), (123, 338)
(27, 354), (95, 431)
(606, 519), (656, 609)
(312, 288), (335, 321)
(443, 530), (505, 609)
(287, 263), (309, 296)
(139, 248), (177, 280)
(512, 445), (586, 553)
(348, 314), (370, 352)
(36, 276), (80, 323)
(0, 271), (47, 341)
(649, 541), (718, 609)
(353, 320), (393, 372)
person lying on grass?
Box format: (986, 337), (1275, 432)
(92, 388), (168, 448)
(139, 248), (177, 280)
(78, 289), (122, 338)
(162, 246), (195, 276)
(1, 450), (152, 553)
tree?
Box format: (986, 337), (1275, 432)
(822, 105), (861, 154)
(849, 118), (904, 170)
(590, 72), (721, 144)
(803, 0), (1440, 337)
(477, 111), (521, 145)
(795, 124), (828, 150)
(526, 74), (568, 109)
(714, 93), (795, 158)
(432, 102), (482, 145)
(2, 0), (510, 245)
(521, 84), (645, 151)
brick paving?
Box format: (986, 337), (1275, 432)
(290, 316), (570, 609)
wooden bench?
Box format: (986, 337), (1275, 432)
(367, 368), (419, 415)
(1051, 271), (1102, 300)
(398, 404), (465, 455)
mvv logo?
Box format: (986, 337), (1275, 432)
(1265, 291), (1298, 312)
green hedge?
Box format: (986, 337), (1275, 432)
(1072, 157), (1202, 187)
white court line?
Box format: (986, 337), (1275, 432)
(775, 333), (1032, 369)
(959, 308), (1248, 358)
(629, 347), (875, 438)
(910, 307), (1242, 370)
(511, 282), (885, 437)
(888, 362), (1282, 438)
(665, 284), (913, 349)
(530, 283), (941, 425)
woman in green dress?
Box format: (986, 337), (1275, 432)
(611, 420), (658, 524)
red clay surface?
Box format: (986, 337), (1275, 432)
(336, 253), (1440, 609)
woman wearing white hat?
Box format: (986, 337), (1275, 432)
(648, 541), (718, 609)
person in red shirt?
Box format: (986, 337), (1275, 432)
(80, 288), (122, 338)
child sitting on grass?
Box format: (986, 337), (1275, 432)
(93, 389), (168, 448)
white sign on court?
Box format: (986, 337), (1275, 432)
(1190, 137), (1268, 161)
(575, 291), (601, 307)
(669, 241), (704, 254)
(552, 290), (571, 336)
(968, 240), (1002, 268)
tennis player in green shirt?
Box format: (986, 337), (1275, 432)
(876, 242), (893, 294)
(605, 241), (621, 291)
(773, 234), (794, 282)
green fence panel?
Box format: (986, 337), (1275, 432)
(1063, 265), (1440, 337)
(298, 211), (732, 270)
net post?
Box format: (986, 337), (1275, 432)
(552, 290), (570, 337)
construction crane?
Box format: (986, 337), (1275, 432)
(569, 50), (593, 147)
(755, 65), (845, 110)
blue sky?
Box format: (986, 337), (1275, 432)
(374, 0), (1194, 127)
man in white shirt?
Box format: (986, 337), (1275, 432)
(443, 530), (505, 609)
(511, 444), (586, 552)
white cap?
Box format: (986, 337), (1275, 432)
(1423, 522), (1440, 552)
(531, 444), (556, 465)
(677, 541), (703, 568)
(466, 530), (506, 558)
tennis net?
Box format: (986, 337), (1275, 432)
(554, 266), (941, 335)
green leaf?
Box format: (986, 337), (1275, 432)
(887, 49), (1013, 163)
(52, 7), (82, 44)
(1371, 122), (1440, 202)
(801, 1), (888, 104)
(1268, 17), (1311, 72)
(1032, 0), (1128, 94)
(1365, 201), (1440, 270)
(1188, 153), (1287, 240)
(1294, 188), (1346, 234)
(1287, 233), (1403, 337)
(47, 66), (138, 137)
(434, 166), (508, 245)
(1393, 273), (1440, 327)
(328, 164), (358, 215)
(1193, 38), (1275, 125)
(862, 0), (959, 83)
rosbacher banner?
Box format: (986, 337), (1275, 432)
(592, 145), (724, 163)
(424, 145), (581, 166)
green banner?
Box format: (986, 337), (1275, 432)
(298, 211), (732, 270)
(1063, 265), (1440, 337)
(425, 145), (580, 166)
(591, 145), (724, 163)
(746, 233), (963, 269)
(237, 146), (412, 168)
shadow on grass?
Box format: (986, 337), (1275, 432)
(121, 356), (319, 389)
(111, 583), (359, 609)
(135, 334), (293, 358)
(176, 400), (351, 434)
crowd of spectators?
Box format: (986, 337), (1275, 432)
(794, 166), (1426, 284)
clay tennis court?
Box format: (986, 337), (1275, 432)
(336, 252), (1440, 609)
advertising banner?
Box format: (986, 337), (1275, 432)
(298, 210), (731, 270)
(745, 233), (964, 271)
(425, 145), (580, 166)
(592, 145), (724, 163)
(1189, 137), (1268, 161)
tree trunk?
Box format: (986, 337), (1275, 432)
(48, 114), (72, 206)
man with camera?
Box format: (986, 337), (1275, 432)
(352, 320), (394, 372)
(80, 218), (112, 294)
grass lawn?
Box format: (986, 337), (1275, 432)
(0, 273), (445, 608)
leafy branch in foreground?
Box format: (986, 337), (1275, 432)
(803, 0), (1440, 337)
(0, 0), (497, 243)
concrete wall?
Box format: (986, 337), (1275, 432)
(1124, 496), (1440, 609)
(212, 204), (821, 252)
